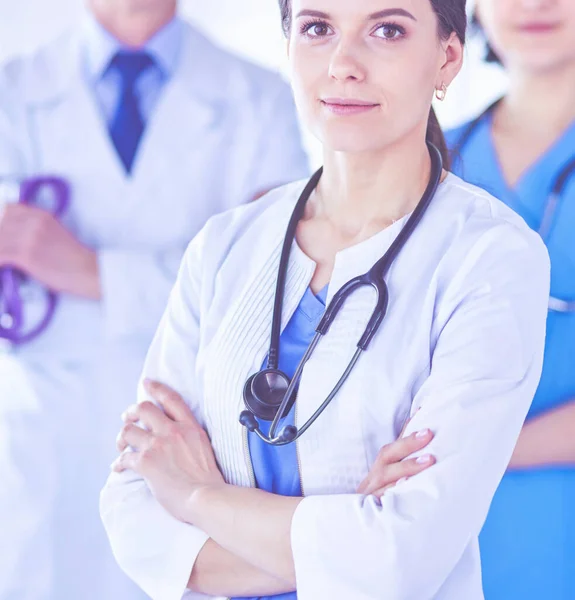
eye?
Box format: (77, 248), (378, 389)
(300, 20), (333, 38)
(372, 23), (406, 40)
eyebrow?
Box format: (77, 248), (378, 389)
(368, 9), (417, 21)
(295, 8), (417, 22)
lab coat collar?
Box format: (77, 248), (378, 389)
(82, 13), (183, 83)
(18, 18), (228, 111)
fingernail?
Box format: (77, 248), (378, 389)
(415, 429), (431, 439)
(417, 454), (433, 464)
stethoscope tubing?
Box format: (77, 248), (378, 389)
(451, 99), (575, 314)
(0, 176), (70, 343)
(245, 143), (443, 445)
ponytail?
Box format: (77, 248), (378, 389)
(426, 106), (450, 170)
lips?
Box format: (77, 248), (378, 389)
(518, 22), (560, 33)
(321, 98), (379, 107)
(320, 98), (380, 117)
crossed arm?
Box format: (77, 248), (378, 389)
(112, 381), (435, 597)
(187, 396), (575, 596)
(101, 218), (550, 599)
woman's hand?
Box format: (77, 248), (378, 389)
(112, 380), (224, 523)
(357, 418), (435, 497)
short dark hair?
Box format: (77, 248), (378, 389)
(276, 0), (468, 169)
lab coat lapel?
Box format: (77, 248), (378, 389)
(26, 25), (232, 247)
(25, 35), (130, 244)
(127, 23), (234, 234)
(134, 81), (222, 185)
(201, 198), (316, 487)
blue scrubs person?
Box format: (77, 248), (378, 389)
(240, 285), (327, 600)
(447, 117), (575, 600)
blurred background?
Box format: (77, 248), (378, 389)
(3, 3), (573, 600)
(0, 0), (508, 153)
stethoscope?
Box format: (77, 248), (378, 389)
(451, 98), (575, 313)
(0, 176), (70, 344)
(239, 142), (443, 446)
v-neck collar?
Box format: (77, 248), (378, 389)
(484, 111), (575, 229)
(291, 174), (452, 300)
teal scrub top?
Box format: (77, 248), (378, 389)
(446, 115), (575, 600)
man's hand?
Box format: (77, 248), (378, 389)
(0, 203), (101, 299)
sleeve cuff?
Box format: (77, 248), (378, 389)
(291, 494), (380, 600)
(100, 474), (210, 600)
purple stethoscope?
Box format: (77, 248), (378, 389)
(0, 176), (70, 344)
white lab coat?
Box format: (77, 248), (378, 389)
(0, 20), (308, 600)
(101, 175), (550, 600)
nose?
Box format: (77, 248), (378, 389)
(328, 43), (367, 83)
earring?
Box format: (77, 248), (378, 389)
(435, 83), (448, 102)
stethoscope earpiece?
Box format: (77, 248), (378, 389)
(238, 410), (299, 444)
(239, 410), (259, 432)
(277, 425), (298, 444)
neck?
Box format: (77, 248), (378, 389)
(89, 0), (176, 47)
(501, 61), (575, 136)
(313, 131), (434, 237)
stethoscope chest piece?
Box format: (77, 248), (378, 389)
(243, 369), (291, 422)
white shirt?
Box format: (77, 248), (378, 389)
(82, 13), (183, 124)
(101, 173), (550, 600)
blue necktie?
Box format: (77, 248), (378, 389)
(109, 51), (154, 174)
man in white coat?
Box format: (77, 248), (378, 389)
(0, 0), (309, 598)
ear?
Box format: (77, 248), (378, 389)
(436, 31), (464, 90)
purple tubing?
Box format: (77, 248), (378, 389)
(0, 176), (70, 344)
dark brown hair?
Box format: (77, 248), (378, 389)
(277, 0), (467, 169)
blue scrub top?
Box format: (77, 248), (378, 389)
(446, 116), (575, 600)
(235, 285), (327, 600)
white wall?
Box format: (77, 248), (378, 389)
(0, 0), (507, 133)
(0, 0), (288, 68)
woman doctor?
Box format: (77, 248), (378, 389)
(102, 1), (550, 599)
(446, 1), (575, 599)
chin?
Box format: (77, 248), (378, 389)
(515, 50), (575, 73)
(506, 36), (575, 72)
(314, 123), (388, 155)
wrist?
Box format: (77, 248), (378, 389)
(77, 248), (101, 300)
(185, 482), (229, 526)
